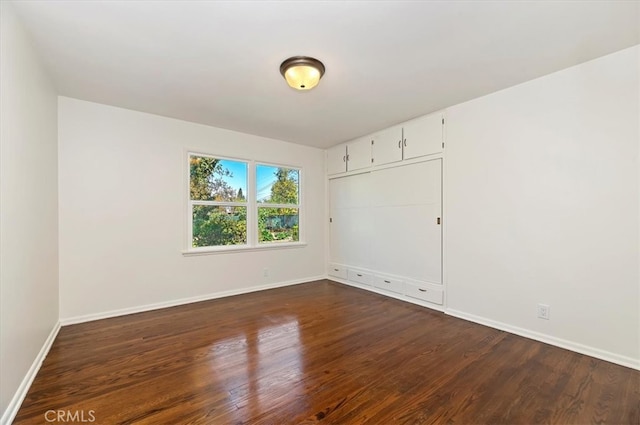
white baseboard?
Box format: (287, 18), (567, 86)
(328, 275), (639, 370)
(446, 309), (640, 371)
(326, 276), (446, 313)
(9, 277), (635, 425)
(1, 321), (61, 425)
(60, 276), (326, 326)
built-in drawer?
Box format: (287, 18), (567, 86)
(328, 263), (348, 279)
(372, 275), (404, 294)
(347, 269), (373, 286)
(405, 280), (443, 305)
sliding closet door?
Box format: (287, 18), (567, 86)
(329, 158), (442, 285)
(369, 159), (442, 284)
(329, 173), (374, 270)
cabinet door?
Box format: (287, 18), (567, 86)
(346, 137), (372, 171)
(371, 125), (402, 166)
(402, 112), (443, 160)
(327, 143), (347, 175)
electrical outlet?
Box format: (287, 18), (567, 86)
(537, 304), (550, 320)
(263, 268), (269, 278)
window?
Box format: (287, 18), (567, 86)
(189, 154), (248, 248)
(187, 153), (302, 252)
(257, 164), (300, 244)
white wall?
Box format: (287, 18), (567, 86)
(58, 98), (326, 320)
(446, 46), (639, 366)
(0, 1), (59, 420)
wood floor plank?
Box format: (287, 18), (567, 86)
(13, 280), (640, 424)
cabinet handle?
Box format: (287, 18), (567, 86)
(357, 273), (363, 277)
(403, 138), (407, 147)
(418, 288), (427, 292)
(334, 268), (339, 272)
(398, 140), (401, 148)
(384, 280), (391, 284)
(343, 155), (346, 162)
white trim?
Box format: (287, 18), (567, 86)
(185, 151), (305, 252)
(191, 200), (247, 207)
(257, 203), (300, 209)
(327, 277), (639, 371)
(440, 151), (447, 309)
(186, 151), (251, 250)
(446, 309), (640, 371)
(182, 242), (307, 256)
(59, 275), (324, 326)
(326, 276), (446, 313)
(327, 151), (445, 180)
(248, 160), (257, 246)
(1, 322), (61, 425)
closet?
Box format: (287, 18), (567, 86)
(327, 111), (445, 308)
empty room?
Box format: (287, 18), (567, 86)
(1, 1), (639, 424)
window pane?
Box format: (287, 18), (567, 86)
(190, 156), (247, 202)
(192, 205), (247, 247)
(258, 207), (299, 243)
(256, 165), (299, 204)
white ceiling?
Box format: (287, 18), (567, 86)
(12, 0), (640, 149)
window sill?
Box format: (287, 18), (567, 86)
(182, 242), (307, 256)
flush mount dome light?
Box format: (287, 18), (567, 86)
(280, 56), (325, 90)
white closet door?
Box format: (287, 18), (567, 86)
(329, 159), (442, 284)
(369, 159), (442, 283)
(329, 174), (373, 269)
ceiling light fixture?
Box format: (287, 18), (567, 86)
(280, 56), (325, 91)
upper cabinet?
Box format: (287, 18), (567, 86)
(402, 112), (444, 160)
(347, 137), (373, 171)
(327, 137), (372, 176)
(371, 125), (403, 166)
(327, 143), (348, 175)
(371, 111), (444, 166)
(328, 110), (445, 176)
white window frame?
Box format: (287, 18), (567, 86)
(255, 162), (303, 245)
(186, 152), (250, 252)
(184, 151), (305, 255)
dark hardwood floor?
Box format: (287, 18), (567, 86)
(14, 280), (640, 424)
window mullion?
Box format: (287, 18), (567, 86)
(191, 200), (247, 207)
(258, 203), (300, 209)
(247, 160), (257, 246)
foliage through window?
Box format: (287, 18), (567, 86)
(188, 154), (302, 250)
(257, 165), (300, 244)
(190, 155), (248, 247)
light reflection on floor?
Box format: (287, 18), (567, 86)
(205, 316), (305, 422)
